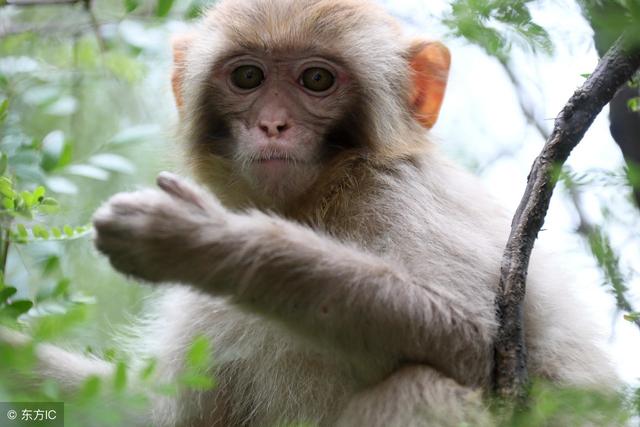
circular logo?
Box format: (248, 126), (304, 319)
(6, 409), (17, 420)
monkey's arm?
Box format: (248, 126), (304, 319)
(0, 327), (114, 392)
(94, 173), (492, 384)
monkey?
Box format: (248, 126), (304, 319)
(0, 0), (620, 426)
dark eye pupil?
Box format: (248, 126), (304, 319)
(301, 67), (335, 92)
(231, 65), (264, 90)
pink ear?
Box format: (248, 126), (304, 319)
(409, 41), (451, 129)
(171, 33), (195, 110)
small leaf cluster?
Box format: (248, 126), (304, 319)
(444, 0), (552, 61)
(560, 165), (640, 325)
(500, 381), (632, 426)
(0, 272), (33, 320)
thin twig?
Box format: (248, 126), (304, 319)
(0, 229), (10, 277)
(493, 35), (640, 401)
(82, 0), (106, 52)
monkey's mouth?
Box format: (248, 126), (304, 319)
(256, 156), (291, 163)
(253, 155), (308, 166)
(249, 156), (297, 175)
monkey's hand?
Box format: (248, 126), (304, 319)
(93, 172), (232, 285)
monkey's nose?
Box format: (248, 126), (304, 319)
(259, 120), (290, 138)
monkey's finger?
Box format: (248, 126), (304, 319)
(157, 171), (208, 209)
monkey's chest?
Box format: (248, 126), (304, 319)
(212, 319), (370, 427)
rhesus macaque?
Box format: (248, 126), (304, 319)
(1, 0), (620, 426)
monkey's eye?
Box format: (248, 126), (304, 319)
(300, 67), (335, 92)
(231, 65), (265, 90)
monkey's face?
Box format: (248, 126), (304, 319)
(204, 53), (356, 200)
(175, 0), (451, 208)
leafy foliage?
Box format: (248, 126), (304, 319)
(444, 0), (552, 61)
(559, 165), (640, 325)
(0, 0), (189, 423)
(500, 382), (632, 426)
(578, 0), (640, 50)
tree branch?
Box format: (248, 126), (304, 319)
(498, 59), (640, 333)
(493, 35), (640, 401)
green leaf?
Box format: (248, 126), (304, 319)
(124, 0), (139, 13)
(46, 176), (78, 195)
(89, 153), (135, 174)
(154, 383), (179, 396)
(50, 226), (62, 238)
(52, 278), (70, 297)
(0, 286), (17, 303)
(0, 99), (8, 124)
(180, 373), (215, 391)
(40, 380), (61, 400)
(44, 96), (78, 116)
(17, 223), (28, 239)
(63, 225), (74, 237)
(38, 197), (60, 214)
(0, 152), (7, 176)
(14, 200), (32, 220)
(32, 224), (49, 239)
(108, 124), (161, 145)
(186, 335), (212, 370)
(7, 300), (33, 316)
(156, 0), (176, 17)
(628, 96), (640, 113)
(3, 197), (14, 210)
(624, 312), (640, 322)
(41, 130), (68, 171)
(22, 85), (59, 106)
(21, 190), (34, 209)
(32, 303), (87, 340)
(140, 358), (157, 380)
(80, 376), (101, 399)
(33, 186), (45, 201)
(42, 255), (60, 276)
(66, 164), (110, 181)
(0, 176), (15, 199)
(114, 361), (128, 392)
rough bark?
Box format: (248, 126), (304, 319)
(493, 35), (640, 401)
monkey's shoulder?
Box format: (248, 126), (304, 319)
(304, 153), (510, 246)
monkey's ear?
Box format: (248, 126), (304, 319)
(408, 41), (451, 129)
(171, 33), (195, 110)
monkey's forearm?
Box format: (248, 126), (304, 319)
(182, 211), (492, 384)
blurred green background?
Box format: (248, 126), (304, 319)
(0, 0), (205, 349)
